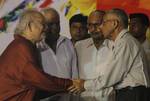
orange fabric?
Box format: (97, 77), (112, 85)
(96, 0), (150, 18)
(0, 35), (72, 101)
(139, 0), (150, 9)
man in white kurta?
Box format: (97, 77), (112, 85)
(75, 10), (114, 101)
(38, 36), (78, 78)
(37, 8), (78, 101)
(83, 9), (150, 101)
(84, 29), (150, 92)
(75, 38), (112, 101)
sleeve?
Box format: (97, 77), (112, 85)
(18, 43), (72, 92)
(84, 42), (134, 91)
(68, 39), (79, 79)
(22, 61), (72, 92)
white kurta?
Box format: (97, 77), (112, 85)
(84, 29), (150, 92)
(38, 35), (78, 79)
(75, 38), (113, 101)
(38, 35), (79, 101)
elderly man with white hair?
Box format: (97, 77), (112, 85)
(0, 9), (73, 101)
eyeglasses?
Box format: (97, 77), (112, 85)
(102, 19), (119, 25)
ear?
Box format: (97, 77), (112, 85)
(113, 20), (119, 29)
(28, 22), (33, 32)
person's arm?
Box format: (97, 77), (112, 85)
(68, 39), (79, 79)
(18, 42), (72, 92)
(84, 42), (135, 91)
(22, 61), (72, 92)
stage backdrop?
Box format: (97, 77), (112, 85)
(0, 0), (150, 38)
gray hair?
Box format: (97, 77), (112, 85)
(107, 8), (128, 29)
(15, 9), (45, 34)
(90, 10), (105, 16)
(41, 8), (60, 21)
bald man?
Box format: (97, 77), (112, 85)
(37, 8), (79, 101)
(75, 10), (114, 101)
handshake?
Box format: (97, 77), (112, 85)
(67, 79), (85, 94)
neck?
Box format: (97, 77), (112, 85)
(45, 38), (58, 53)
(111, 27), (123, 41)
(21, 33), (35, 44)
(111, 32), (118, 41)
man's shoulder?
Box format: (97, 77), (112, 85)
(116, 32), (141, 53)
(118, 32), (138, 46)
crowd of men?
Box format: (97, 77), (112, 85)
(0, 7), (150, 101)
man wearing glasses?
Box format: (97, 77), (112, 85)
(69, 9), (150, 101)
(74, 10), (114, 101)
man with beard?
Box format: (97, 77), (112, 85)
(37, 8), (78, 101)
(75, 10), (114, 101)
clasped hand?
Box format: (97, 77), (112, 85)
(68, 79), (85, 94)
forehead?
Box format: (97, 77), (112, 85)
(88, 13), (103, 22)
(103, 13), (117, 20)
(43, 11), (59, 22)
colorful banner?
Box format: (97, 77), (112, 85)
(1, 0), (150, 38)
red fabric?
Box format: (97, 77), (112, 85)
(39, 0), (53, 8)
(0, 35), (72, 101)
(0, 19), (4, 29)
(96, 0), (150, 18)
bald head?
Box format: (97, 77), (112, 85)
(88, 10), (105, 39)
(88, 10), (105, 24)
(42, 8), (60, 22)
(42, 8), (60, 42)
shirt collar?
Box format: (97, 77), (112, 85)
(114, 29), (128, 43)
(43, 35), (66, 49)
(57, 35), (66, 47)
(86, 38), (108, 49)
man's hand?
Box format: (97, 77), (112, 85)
(67, 79), (85, 94)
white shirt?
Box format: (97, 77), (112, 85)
(84, 29), (150, 91)
(0, 33), (14, 55)
(75, 38), (113, 101)
(75, 38), (110, 79)
(37, 36), (78, 79)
